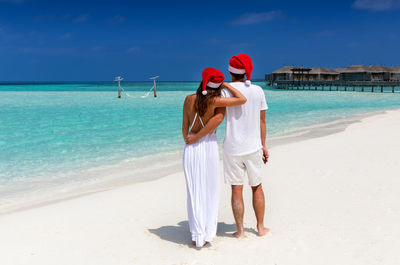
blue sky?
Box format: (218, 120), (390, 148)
(0, 0), (399, 81)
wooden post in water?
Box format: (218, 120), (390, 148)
(115, 76), (123, 99)
(392, 86), (395, 93)
(381, 86), (383, 93)
(361, 86), (364, 92)
(371, 86), (374, 93)
(150, 76), (159, 97)
(153, 79), (157, 97)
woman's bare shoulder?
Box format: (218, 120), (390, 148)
(184, 94), (196, 108)
(184, 94), (196, 103)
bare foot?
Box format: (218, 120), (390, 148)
(202, 241), (211, 247)
(257, 226), (270, 237)
(233, 231), (245, 238)
(192, 241), (196, 246)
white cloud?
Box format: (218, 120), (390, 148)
(0, 0), (24, 3)
(314, 30), (336, 37)
(110, 15), (125, 24)
(352, 0), (400, 11)
(73, 13), (90, 23)
(347, 41), (361, 47)
(231, 10), (282, 25)
(91, 46), (105, 52)
(13, 47), (76, 55)
(60, 33), (72, 40)
(126, 47), (139, 54)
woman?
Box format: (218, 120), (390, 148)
(182, 67), (246, 248)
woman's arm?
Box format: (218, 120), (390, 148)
(182, 96), (190, 140)
(214, 82), (246, 107)
(185, 107), (225, 145)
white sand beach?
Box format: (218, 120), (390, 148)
(0, 109), (399, 265)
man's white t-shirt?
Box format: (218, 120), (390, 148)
(221, 82), (268, 156)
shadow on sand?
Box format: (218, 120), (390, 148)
(148, 221), (257, 246)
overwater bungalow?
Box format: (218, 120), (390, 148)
(268, 66), (295, 81)
(265, 65), (400, 93)
(267, 65), (400, 83)
(368, 65), (391, 81)
(339, 65), (370, 81)
(266, 64), (400, 93)
(309, 67), (339, 81)
(338, 65), (391, 81)
(291, 67), (312, 81)
(267, 66), (339, 82)
(390, 67), (400, 81)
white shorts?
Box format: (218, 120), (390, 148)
(223, 149), (264, 187)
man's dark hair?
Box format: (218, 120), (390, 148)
(230, 72), (245, 81)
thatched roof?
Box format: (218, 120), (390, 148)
(367, 65), (391, 72)
(341, 65), (369, 73)
(272, 66), (295, 74)
(389, 67), (400, 73)
(325, 68), (340, 74)
(340, 65), (392, 73)
(272, 65), (400, 74)
(309, 67), (338, 75)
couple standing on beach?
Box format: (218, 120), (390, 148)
(182, 54), (269, 248)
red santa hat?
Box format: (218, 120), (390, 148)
(201, 67), (225, 95)
(228, 53), (253, 86)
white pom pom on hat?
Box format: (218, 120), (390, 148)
(245, 80), (251, 86)
(202, 90), (208, 95)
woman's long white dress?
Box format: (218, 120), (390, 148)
(183, 113), (220, 247)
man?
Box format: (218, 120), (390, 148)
(186, 53), (269, 237)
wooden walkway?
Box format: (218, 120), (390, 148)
(268, 81), (400, 93)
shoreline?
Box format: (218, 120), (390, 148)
(267, 109), (386, 147)
(1, 109), (399, 265)
(0, 108), (397, 215)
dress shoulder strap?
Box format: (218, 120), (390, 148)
(189, 112), (205, 132)
(190, 112), (198, 130)
(198, 115), (205, 128)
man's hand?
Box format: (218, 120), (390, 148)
(185, 133), (199, 145)
(262, 146), (269, 164)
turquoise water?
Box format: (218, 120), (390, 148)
(0, 82), (399, 187)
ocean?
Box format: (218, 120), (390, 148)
(0, 81), (399, 207)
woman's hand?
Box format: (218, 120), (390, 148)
(185, 133), (200, 145)
(214, 82), (247, 107)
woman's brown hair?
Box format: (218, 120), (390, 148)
(195, 82), (222, 117)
